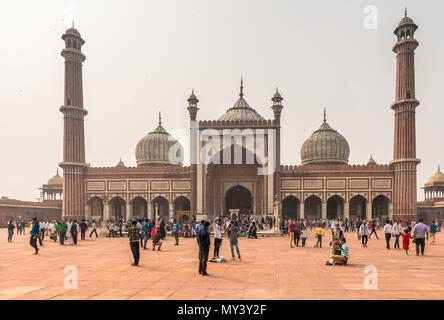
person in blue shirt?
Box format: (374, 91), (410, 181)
(30, 218), (40, 254)
(173, 219), (180, 245)
(429, 220), (437, 245)
(142, 220), (149, 250)
(147, 220), (153, 239)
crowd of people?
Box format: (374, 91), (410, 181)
(5, 214), (442, 274)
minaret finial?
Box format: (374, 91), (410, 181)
(159, 112), (162, 125)
(439, 164), (441, 172)
(72, 20), (75, 28)
(323, 108), (327, 122)
(240, 77), (244, 98)
(404, 6), (407, 17)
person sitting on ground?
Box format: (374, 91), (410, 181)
(152, 230), (162, 251)
(327, 238), (349, 266)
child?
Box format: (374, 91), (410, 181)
(314, 223), (324, 248)
(402, 228), (412, 255)
(301, 227), (308, 247)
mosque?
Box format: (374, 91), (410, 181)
(1, 13), (443, 225)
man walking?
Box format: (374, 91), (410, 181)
(172, 219), (180, 246)
(197, 221), (211, 276)
(30, 218), (40, 254)
(141, 219), (149, 249)
(359, 220), (369, 248)
(58, 220), (67, 245)
(89, 221), (98, 238)
(383, 220), (392, 249)
(413, 219), (428, 256)
(7, 221), (15, 242)
(126, 220), (141, 266)
(369, 220), (379, 239)
(429, 220), (437, 245)
(227, 222), (241, 260)
(71, 220), (79, 245)
(79, 220), (88, 240)
(392, 220), (403, 249)
(38, 219), (44, 246)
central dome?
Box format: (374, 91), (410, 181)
(135, 114), (183, 166)
(218, 79), (265, 122)
(301, 111), (350, 165)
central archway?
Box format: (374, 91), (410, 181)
(225, 185), (252, 216)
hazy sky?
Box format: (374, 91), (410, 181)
(0, 0), (442, 202)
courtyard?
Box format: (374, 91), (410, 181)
(0, 228), (443, 300)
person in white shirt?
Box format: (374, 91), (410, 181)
(383, 220), (393, 250)
(359, 220), (369, 248)
(391, 220), (403, 249)
(212, 218), (222, 259)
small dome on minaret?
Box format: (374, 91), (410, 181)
(188, 89), (199, 103)
(116, 158), (125, 167)
(367, 155), (377, 166)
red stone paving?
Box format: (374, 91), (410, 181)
(1, 228), (443, 300)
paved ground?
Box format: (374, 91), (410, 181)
(0, 228), (443, 300)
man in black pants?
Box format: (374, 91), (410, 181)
(294, 220), (302, 247)
(29, 218), (40, 254)
(79, 220), (88, 240)
(197, 221), (211, 276)
(127, 220), (141, 266)
(383, 220), (392, 249)
(213, 218), (222, 259)
(413, 219), (428, 256)
(89, 221), (98, 238)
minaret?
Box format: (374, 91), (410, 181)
(271, 88), (283, 215)
(59, 26), (88, 220)
(187, 90), (199, 215)
(390, 11), (420, 221)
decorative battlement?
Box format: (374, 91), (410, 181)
(86, 165), (191, 174)
(280, 164), (392, 172)
(198, 119), (276, 129)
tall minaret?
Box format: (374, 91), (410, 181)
(59, 26), (88, 220)
(271, 89), (283, 214)
(391, 11), (420, 221)
(187, 90), (199, 216)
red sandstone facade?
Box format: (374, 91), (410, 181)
(52, 13), (422, 224)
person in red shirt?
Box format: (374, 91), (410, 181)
(369, 221), (379, 239)
(402, 228), (412, 255)
(289, 219), (295, 248)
